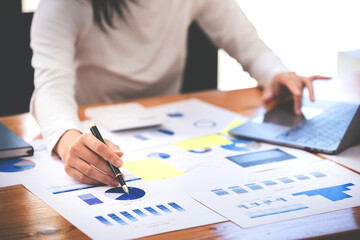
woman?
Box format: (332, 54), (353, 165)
(30, 0), (329, 187)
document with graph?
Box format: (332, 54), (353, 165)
(22, 166), (225, 240)
(190, 160), (360, 228)
(97, 98), (247, 151)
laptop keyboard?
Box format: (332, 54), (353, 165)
(276, 104), (357, 148)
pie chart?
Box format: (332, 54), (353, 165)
(0, 158), (36, 172)
(105, 187), (146, 200)
(147, 152), (170, 159)
(221, 139), (251, 151)
(189, 148), (212, 153)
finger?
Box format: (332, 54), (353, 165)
(82, 146), (116, 177)
(310, 75), (332, 80)
(105, 139), (124, 157)
(262, 89), (274, 103)
(83, 133), (123, 167)
(303, 78), (315, 102)
(104, 139), (120, 151)
(284, 80), (302, 115)
(293, 91), (302, 115)
(68, 139), (115, 177)
(71, 157), (119, 187)
(66, 166), (102, 185)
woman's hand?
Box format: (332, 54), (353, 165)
(54, 129), (124, 187)
(262, 72), (331, 115)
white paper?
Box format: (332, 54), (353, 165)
(190, 161), (360, 228)
(23, 168), (225, 240)
(0, 140), (64, 188)
(321, 144), (360, 173)
(85, 102), (169, 131)
(98, 99), (247, 151)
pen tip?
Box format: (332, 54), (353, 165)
(122, 185), (129, 194)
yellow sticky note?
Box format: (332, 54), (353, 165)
(123, 158), (184, 181)
(221, 120), (246, 135)
(174, 134), (232, 151)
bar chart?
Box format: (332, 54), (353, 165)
(94, 202), (186, 226)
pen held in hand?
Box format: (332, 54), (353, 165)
(89, 124), (129, 194)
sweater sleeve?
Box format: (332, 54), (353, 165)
(194, 0), (288, 87)
(30, 0), (83, 155)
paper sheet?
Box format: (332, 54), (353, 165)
(189, 161), (360, 228)
(6, 99), (360, 239)
(0, 140), (63, 188)
(98, 99), (248, 151)
(123, 158), (184, 181)
(22, 167), (225, 240)
(321, 144), (360, 173)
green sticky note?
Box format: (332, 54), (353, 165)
(123, 158), (184, 181)
(174, 134), (232, 151)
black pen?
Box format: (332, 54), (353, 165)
(89, 124), (129, 194)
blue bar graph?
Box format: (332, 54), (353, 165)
(120, 211), (138, 222)
(245, 183), (263, 190)
(145, 207), (161, 216)
(132, 209), (147, 217)
(157, 129), (175, 135)
(168, 202), (186, 212)
(262, 180), (277, 186)
(278, 177), (295, 184)
(248, 205), (309, 218)
(95, 216), (112, 226)
(108, 213), (128, 225)
(228, 186), (248, 194)
(239, 197), (287, 210)
(157, 204), (172, 213)
(49, 183), (101, 194)
(292, 183), (354, 201)
(294, 174), (310, 180)
(78, 194), (103, 205)
(310, 172), (326, 178)
(211, 188), (230, 196)
(134, 135), (148, 141)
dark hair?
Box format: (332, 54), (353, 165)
(91, 0), (130, 31)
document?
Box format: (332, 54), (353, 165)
(98, 99), (247, 151)
(14, 99), (360, 238)
(0, 140), (62, 188)
(321, 144), (360, 173)
(22, 166), (225, 240)
(189, 161), (360, 228)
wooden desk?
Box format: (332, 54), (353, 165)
(1, 88), (360, 240)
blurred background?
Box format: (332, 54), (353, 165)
(18, 0), (360, 91)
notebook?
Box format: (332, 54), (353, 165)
(229, 100), (360, 154)
(0, 122), (34, 160)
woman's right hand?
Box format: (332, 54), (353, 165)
(54, 129), (123, 187)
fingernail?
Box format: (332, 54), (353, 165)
(115, 160), (122, 168)
(111, 180), (119, 187)
(115, 150), (124, 157)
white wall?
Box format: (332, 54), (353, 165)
(218, 0), (360, 91)
(22, 0), (360, 91)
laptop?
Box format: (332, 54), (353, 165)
(229, 99), (360, 154)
